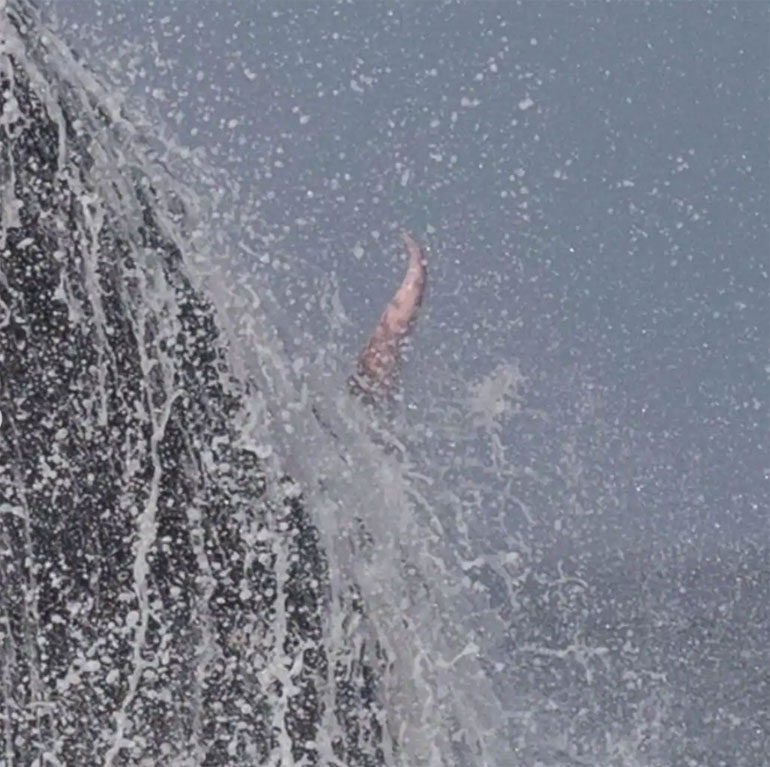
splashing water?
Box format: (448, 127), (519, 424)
(0, 3), (509, 765)
(3, 3), (768, 767)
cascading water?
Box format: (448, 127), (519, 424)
(3, 3), (768, 767)
(0, 2), (509, 765)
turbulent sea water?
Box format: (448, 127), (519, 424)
(1, 2), (768, 766)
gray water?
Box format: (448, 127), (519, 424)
(3, 0), (769, 765)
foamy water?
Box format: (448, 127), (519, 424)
(3, 2), (767, 765)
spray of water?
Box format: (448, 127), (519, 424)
(7, 3), (765, 766)
(0, 3), (516, 765)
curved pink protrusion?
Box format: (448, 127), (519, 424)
(350, 230), (428, 398)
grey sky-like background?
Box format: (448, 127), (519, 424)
(45, 0), (768, 558)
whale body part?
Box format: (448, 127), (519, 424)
(350, 230), (428, 399)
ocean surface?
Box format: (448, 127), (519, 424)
(1, 1), (768, 765)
